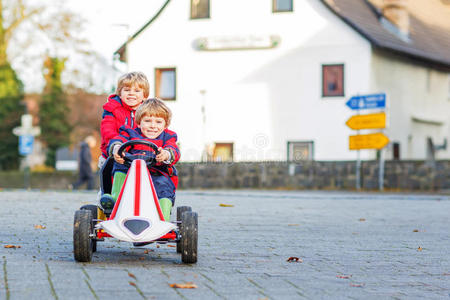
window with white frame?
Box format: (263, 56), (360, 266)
(287, 141), (314, 161)
(273, 0), (293, 12)
(191, 0), (210, 19)
(155, 68), (176, 100)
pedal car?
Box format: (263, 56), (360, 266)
(73, 140), (198, 263)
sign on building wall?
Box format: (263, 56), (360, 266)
(195, 35), (281, 51)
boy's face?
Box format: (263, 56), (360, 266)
(139, 115), (167, 139)
(120, 84), (145, 109)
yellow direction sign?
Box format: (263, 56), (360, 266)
(349, 133), (389, 150)
(346, 112), (386, 130)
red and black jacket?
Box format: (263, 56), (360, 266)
(108, 126), (180, 188)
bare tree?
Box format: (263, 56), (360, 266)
(1, 0), (116, 93)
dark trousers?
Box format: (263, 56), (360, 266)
(73, 174), (94, 190)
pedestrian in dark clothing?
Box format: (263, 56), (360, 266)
(72, 136), (96, 190)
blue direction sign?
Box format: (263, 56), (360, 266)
(346, 93), (386, 110)
(19, 135), (34, 155)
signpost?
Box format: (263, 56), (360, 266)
(349, 133), (390, 150)
(345, 93), (388, 191)
(13, 114), (41, 189)
(346, 112), (386, 130)
(346, 93), (386, 110)
(19, 135), (34, 155)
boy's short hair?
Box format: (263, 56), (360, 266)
(135, 98), (172, 127)
(116, 71), (150, 98)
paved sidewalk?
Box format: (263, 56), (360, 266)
(0, 190), (449, 299)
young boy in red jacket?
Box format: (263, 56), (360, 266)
(100, 98), (180, 221)
(99, 71), (149, 167)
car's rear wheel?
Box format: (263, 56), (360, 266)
(73, 210), (94, 262)
(176, 206), (192, 253)
(180, 211), (198, 264)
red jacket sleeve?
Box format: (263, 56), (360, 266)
(101, 111), (119, 146)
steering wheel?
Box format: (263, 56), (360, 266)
(117, 140), (160, 167)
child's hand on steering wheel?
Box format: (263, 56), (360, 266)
(156, 147), (170, 163)
(113, 144), (125, 164)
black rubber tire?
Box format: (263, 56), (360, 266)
(80, 204), (98, 252)
(180, 211), (198, 264)
(176, 206), (192, 253)
(73, 210), (94, 262)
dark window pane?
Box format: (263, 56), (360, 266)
(393, 142), (400, 160)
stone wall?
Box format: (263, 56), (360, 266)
(176, 160), (450, 191)
(1, 160), (449, 191)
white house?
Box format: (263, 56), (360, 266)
(115, 0), (450, 162)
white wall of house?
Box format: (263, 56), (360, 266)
(370, 52), (450, 160)
(126, 0), (385, 162)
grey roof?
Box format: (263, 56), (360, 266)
(321, 0), (450, 70)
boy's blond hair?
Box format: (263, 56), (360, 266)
(116, 71), (150, 98)
(135, 98), (172, 127)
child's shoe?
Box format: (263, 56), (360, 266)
(100, 194), (115, 214)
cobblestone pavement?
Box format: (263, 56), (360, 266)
(0, 189), (449, 300)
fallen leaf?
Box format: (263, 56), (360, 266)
(219, 204), (234, 207)
(144, 249), (150, 254)
(350, 283), (364, 287)
(167, 245), (176, 248)
(129, 282), (136, 287)
(413, 229), (419, 232)
(337, 274), (352, 279)
(169, 282), (198, 289)
(417, 246), (423, 251)
(358, 218), (366, 222)
(34, 225), (46, 229)
(156, 245), (160, 248)
(287, 257), (302, 263)
(128, 272), (136, 280)
(4, 245), (21, 249)
(139, 257), (145, 260)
